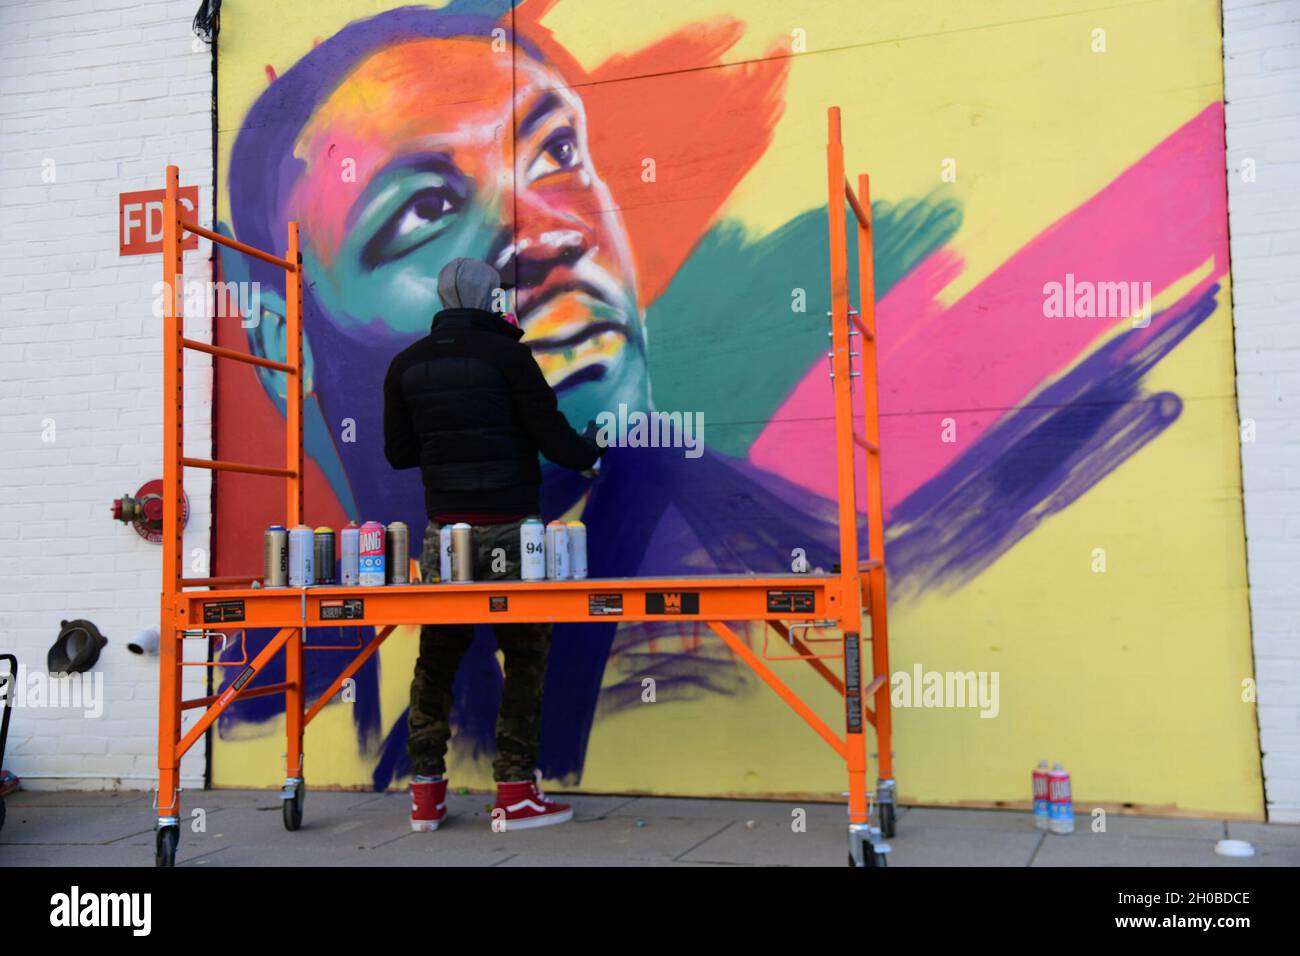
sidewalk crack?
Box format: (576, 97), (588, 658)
(674, 820), (735, 862)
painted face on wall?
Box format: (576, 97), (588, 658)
(287, 36), (650, 425)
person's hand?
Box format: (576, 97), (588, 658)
(580, 420), (605, 479)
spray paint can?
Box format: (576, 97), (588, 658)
(1048, 763), (1074, 834)
(545, 520), (569, 580)
(313, 527), (336, 585)
(566, 520), (588, 580)
(358, 521), (386, 586)
(263, 525), (288, 588)
(451, 523), (473, 582)
(1032, 759), (1051, 830)
(288, 524), (315, 587)
(520, 518), (546, 581)
(439, 524), (453, 583)
(340, 522), (360, 586)
(386, 521), (409, 585)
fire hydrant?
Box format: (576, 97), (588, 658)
(112, 479), (188, 543)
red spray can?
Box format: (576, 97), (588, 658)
(1032, 759), (1050, 830)
(1048, 763), (1074, 834)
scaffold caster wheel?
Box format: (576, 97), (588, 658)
(155, 826), (178, 868)
(848, 848), (888, 867)
(879, 801), (896, 839)
(876, 778), (897, 838)
(849, 823), (889, 868)
(282, 779), (305, 831)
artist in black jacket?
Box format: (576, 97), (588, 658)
(383, 257), (602, 833)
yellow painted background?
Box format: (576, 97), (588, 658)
(212, 0), (1262, 817)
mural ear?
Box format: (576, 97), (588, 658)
(217, 227), (314, 406)
(246, 290), (290, 404)
(244, 290), (317, 408)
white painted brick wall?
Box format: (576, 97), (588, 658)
(1223, 0), (1300, 823)
(0, 0), (214, 791)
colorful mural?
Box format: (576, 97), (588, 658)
(211, 0), (1262, 816)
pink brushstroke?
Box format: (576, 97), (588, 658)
(749, 102), (1231, 512)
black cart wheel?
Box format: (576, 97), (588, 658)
(879, 801), (896, 838)
(155, 826), (178, 867)
(282, 780), (305, 831)
(848, 842), (889, 868)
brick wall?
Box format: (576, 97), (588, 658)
(0, 0), (213, 789)
(1223, 0), (1300, 823)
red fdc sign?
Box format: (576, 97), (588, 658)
(119, 186), (200, 256)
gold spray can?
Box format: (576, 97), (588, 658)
(451, 522), (473, 582)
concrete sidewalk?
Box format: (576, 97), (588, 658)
(2, 789), (1297, 867)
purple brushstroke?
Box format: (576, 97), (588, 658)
(886, 284), (1222, 599)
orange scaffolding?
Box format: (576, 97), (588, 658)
(153, 106), (895, 867)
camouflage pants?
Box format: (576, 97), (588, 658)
(407, 518), (551, 782)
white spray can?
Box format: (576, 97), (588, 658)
(340, 522), (360, 586)
(545, 520), (569, 580)
(520, 518), (546, 581)
(566, 520), (588, 580)
(288, 524), (315, 587)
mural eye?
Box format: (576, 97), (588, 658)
(370, 187), (461, 263)
(527, 128), (583, 181)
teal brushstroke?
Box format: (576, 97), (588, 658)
(645, 194), (962, 456)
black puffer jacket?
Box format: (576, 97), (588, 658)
(383, 307), (601, 517)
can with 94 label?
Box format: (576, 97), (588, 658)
(520, 518), (546, 581)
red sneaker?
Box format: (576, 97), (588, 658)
(492, 771), (573, 831)
(410, 778), (448, 832)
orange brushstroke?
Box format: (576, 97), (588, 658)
(517, 3), (790, 304)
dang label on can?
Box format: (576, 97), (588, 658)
(358, 521), (386, 586)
